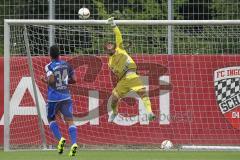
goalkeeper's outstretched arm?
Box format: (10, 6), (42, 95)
(107, 17), (123, 49)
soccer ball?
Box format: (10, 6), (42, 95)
(78, 8), (90, 19)
(161, 140), (173, 150)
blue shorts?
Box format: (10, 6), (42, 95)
(47, 99), (73, 121)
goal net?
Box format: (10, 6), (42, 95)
(4, 20), (240, 151)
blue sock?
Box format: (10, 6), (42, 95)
(49, 121), (62, 140)
(68, 125), (77, 144)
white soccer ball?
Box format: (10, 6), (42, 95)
(161, 140), (173, 150)
(78, 8), (90, 19)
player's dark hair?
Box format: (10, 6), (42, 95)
(50, 45), (60, 59)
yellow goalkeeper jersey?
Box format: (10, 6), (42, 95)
(108, 26), (137, 79)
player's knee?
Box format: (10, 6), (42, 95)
(66, 120), (74, 126)
(64, 116), (74, 126)
(137, 88), (147, 98)
(111, 92), (119, 103)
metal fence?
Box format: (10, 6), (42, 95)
(1, 0), (240, 54)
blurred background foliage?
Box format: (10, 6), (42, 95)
(0, 0), (240, 55)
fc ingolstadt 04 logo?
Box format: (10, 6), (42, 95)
(214, 66), (240, 129)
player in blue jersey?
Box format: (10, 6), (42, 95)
(41, 45), (78, 156)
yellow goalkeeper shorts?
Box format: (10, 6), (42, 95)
(113, 72), (145, 98)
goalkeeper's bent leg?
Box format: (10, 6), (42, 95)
(141, 96), (156, 121)
(136, 88), (152, 113)
(111, 102), (118, 115)
(111, 92), (119, 114)
(108, 93), (119, 122)
(142, 96), (152, 113)
(137, 88), (156, 121)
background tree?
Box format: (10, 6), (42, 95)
(0, 0), (240, 55)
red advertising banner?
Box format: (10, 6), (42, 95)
(0, 55), (240, 146)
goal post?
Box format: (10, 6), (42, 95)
(4, 20), (10, 152)
(23, 26), (47, 150)
(4, 19), (240, 151)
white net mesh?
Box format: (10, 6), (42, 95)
(1, 1), (240, 56)
(6, 22), (240, 150)
(12, 24), (240, 55)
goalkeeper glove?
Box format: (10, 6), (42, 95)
(107, 17), (116, 27)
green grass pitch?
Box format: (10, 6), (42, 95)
(0, 150), (240, 160)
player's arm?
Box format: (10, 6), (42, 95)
(41, 74), (55, 85)
(42, 64), (55, 85)
(48, 75), (55, 85)
(68, 74), (76, 84)
(107, 17), (123, 49)
(113, 26), (123, 48)
(67, 64), (77, 84)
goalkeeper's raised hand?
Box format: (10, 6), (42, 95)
(107, 17), (116, 27)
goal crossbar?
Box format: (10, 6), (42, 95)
(4, 19), (240, 25)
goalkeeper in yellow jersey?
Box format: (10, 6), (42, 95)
(105, 17), (156, 122)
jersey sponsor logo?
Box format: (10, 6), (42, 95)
(214, 66), (240, 129)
